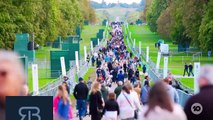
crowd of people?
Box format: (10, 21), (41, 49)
(0, 21), (213, 120)
(52, 21), (213, 120)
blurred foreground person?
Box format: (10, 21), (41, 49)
(184, 65), (213, 120)
(54, 85), (73, 120)
(0, 51), (26, 120)
(89, 82), (104, 120)
(73, 77), (89, 120)
(139, 81), (187, 120)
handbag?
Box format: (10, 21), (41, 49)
(123, 93), (138, 119)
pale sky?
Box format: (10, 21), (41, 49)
(91, 0), (141, 4)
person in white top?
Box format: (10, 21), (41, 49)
(139, 81), (187, 120)
(117, 83), (141, 120)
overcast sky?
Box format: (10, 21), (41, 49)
(91, 0), (141, 4)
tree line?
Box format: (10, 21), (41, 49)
(143, 0), (212, 50)
(0, 0), (96, 49)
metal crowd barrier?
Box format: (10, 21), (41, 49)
(125, 25), (193, 107)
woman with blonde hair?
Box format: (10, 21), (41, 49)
(89, 82), (104, 120)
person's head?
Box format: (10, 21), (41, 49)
(117, 81), (123, 86)
(145, 76), (149, 80)
(108, 93), (116, 100)
(145, 81), (173, 117)
(79, 77), (84, 83)
(63, 76), (68, 81)
(198, 65), (213, 88)
(91, 82), (101, 94)
(163, 78), (170, 85)
(134, 83), (140, 88)
(57, 85), (64, 97)
(62, 82), (68, 89)
(122, 82), (132, 94)
(0, 51), (25, 106)
(119, 70), (122, 74)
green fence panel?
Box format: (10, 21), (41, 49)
(136, 19), (143, 25)
(91, 38), (98, 47)
(62, 39), (80, 61)
(52, 36), (62, 48)
(84, 20), (89, 25)
(14, 33), (29, 51)
(16, 50), (35, 62)
(63, 36), (80, 43)
(19, 56), (28, 83)
(14, 33), (35, 62)
(50, 50), (70, 78)
(102, 19), (107, 26)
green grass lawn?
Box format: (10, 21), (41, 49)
(27, 68), (56, 92)
(128, 25), (213, 75)
(177, 78), (194, 89)
(36, 47), (61, 61)
(82, 68), (96, 82)
(80, 25), (105, 57)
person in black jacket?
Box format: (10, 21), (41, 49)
(184, 65), (213, 120)
(188, 63), (194, 77)
(183, 63), (189, 77)
(103, 93), (119, 120)
(89, 82), (104, 120)
(73, 77), (89, 120)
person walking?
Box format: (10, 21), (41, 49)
(86, 55), (90, 65)
(139, 81), (187, 120)
(142, 65), (147, 74)
(141, 81), (150, 105)
(184, 65), (213, 120)
(56, 85), (73, 120)
(91, 55), (95, 67)
(117, 70), (124, 83)
(103, 93), (120, 120)
(73, 77), (89, 120)
(89, 82), (104, 120)
(135, 69), (140, 80)
(163, 78), (179, 103)
(114, 81), (123, 99)
(101, 83), (109, 103)
(183, 63), (189, 77)
(188, 63), (194, 77)
(208, 49), (211, 58)
(53, 85), (63, 118)
(117, 83), (140, 120)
